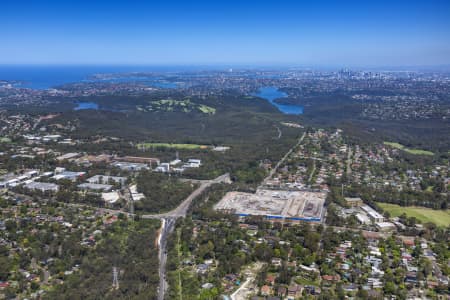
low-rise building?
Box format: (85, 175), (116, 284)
(86, 175), (126, 186)
(56, 152), (80, 161)
(24, 182), (59, 193)
(345, 197), (363, 207)
(155, 163), (170, 173)
(115, 156), (160, 165)
(52, 170), (85, 181)
(376, 222), (396, 232)
(112, 162), (149, 171)
(78, 183), (113, 192)
(129, 185), (145, 201)
(102, 191), (120, 203)
(361, 205), (384, 222)
(356, 213), (371, 224)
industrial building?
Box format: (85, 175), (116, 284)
(102, 191), (120, 204)
(376, 222), (396, 232)
(361, 205), (384, 222)
(115, 156), (160, 165)
(56, 152), (80, 161)
(129, 184), (145, 201)
(184, 159), (201, 168)
(51, 168), (85, 181)
(356, 213), (371, 225)
(24, 182), (59, 193)
(78, 183), (113, 192)
(112, 162), (150, 171)
(155, 163), (170, 173)
(0, 170), (40, 188)
(86, 175), (126, 186)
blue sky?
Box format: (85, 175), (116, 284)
(1, 0), (450, 66)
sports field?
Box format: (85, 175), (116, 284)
(137, 143), (210, 150)
(383, 142), (434, 156)
(377, 202), (450, 227)
(0, 137), (11, 143)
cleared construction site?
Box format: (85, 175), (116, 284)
(215, 189), (326, 222)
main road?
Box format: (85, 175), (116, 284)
(141, 173), (231, 220)
(12, 173), (226, 300)
(143, 173), (231, 300)
(156, 217), (176, 300)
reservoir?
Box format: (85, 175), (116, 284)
(252, 87), (303, 115)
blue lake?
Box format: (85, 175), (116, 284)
(252, 87), (303, 115)
(74, 102), (99, 110)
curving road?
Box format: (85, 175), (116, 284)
(141, 173), (230, 220)
(147, 173), (231, 300)
(12, 175), (231, 300)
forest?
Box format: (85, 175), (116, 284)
(273, 91), (450, 153)
(44, 218), (161, 300)
(135, 171), (196, 213)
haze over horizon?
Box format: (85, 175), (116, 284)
(2, 0), (450, 66)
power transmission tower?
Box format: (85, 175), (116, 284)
(112, 266), (119, 289)
(129, 196), (134, 216)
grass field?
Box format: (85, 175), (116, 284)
(137, 143), (210, 150)
(294, 277), (320, 287)
(137, 99), (216, 114)
(0, 137), (11, 143)
(383, 141), (434, 156)
(377, 202), (450, 227)
(198, 104), (216, 114)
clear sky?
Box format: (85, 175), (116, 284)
(2, 0), (450, 66)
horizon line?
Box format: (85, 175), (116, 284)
(1, 63), (450, 71)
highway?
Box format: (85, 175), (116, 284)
(147, 173), (230, 300)
(157, 217), (176, 300)
(141, 173), (230, 219)
(12, 174), (230, 300)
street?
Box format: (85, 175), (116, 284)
(149, 173), (230, 300)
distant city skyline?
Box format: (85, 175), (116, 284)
(2, 0), (450, 66)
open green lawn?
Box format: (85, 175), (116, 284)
(377, 202), (450, 227)
(384, 142), (404, 149)
(137, 99), (216, 114)
(294, 277), (320, 287)
(137, 142), (210, 150)
(404, 149), (435, 155)
(383, 141), (434, 156)
(0, 137), (11, 143)
(198, 104), (216, 114)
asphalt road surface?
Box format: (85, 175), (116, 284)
(141, 173), (230, 219)
(150, 173), (230, 300)
(157, 217), (175, 300)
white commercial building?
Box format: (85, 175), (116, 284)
(361, 205), (384, 222)
(24, 182), (59, 193)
